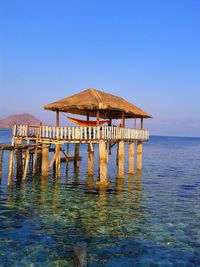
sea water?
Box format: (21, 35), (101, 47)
(0, 130), (200, 266)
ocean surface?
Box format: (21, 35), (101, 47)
(0, 130), (200, 266)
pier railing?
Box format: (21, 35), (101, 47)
(13, 124), (149, 142)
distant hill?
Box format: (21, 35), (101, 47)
(0, 113), (42, 129)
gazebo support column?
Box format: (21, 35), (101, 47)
(41, 144), (49, 176)
(117, 141), (125, 178)
(88, 143), (94, 176)
(128, 141), (135, 174)
(74, 143), (80, 169)
(137, 141), (143, 170)
(97, 140), (109, 185)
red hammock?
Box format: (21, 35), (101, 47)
(67, 117), (109, 127)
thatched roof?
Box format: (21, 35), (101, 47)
(44, 88), (152, 119)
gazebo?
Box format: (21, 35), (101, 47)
(43, 88), (152, 184)
(44, 88), (151, 127)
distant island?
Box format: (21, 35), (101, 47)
(0, 113), (42, 129)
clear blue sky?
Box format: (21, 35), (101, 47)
(0, 0), (200, 137)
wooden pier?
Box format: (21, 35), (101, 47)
(1, 88), (152, 187)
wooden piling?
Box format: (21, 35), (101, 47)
(74, 143), (80, 169)
(0, 150), (4, 181)
(88, 143), (94, 176)
(16, 149), (23, 178)
(66, 143), (69, 174)
(37, 149), (42, 173)
(128, 141), (135, 174)
(137, 141), (143, 170)
(8, 150), (14, 186)
(55, 144), (60, 177)
(117, 141), (125, 178)
(97, 140), (109, 185)
(41, 144), (49, 176)
(23, 147), (30, 180)
(73, 242), (87, 267)
(15, 138), (23, 178)
(32, 136), (39, 176)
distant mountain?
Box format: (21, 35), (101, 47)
(0, 113), (42, 129)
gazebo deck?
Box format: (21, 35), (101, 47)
(14, 124), (149, 142)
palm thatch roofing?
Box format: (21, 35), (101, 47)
(44, 88), (152, 119)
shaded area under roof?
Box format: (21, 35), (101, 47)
(43, 88), (152, 119)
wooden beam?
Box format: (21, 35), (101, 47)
(96, 110), (100, 126)
(87, 111), (89, 121)
(141, 118), (143, 129)
(56, 110), (59, 127)
(134, 117), (136, 129)
(122, 112), (125, 128)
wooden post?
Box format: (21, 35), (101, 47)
(134, 117), (136, 128)
(96, 110), (100, 126)
(122, 112), (125, 128)
(88, 143), (94, 176)
(32, 136), (38, 176)
(23, 147), (30, 180)
(15, 138), (23, 178)
(141, 118), (143, 129)
(74, 143), (80, 169)
(87, 111), (89, 121)
(117, 141), (125, 178)
(7, 136), (15, 187)
(55, 144), (60, 177)
(16, 149), (23, 178)
(7, 150), (14, 186)
(137, 141), (143, 170)
(56, 110), (59, 127)
(97, 140), (109, 185)
(37, 148), (42, 173)
(0, 150), (4, 181)
(66, 143), (69, 174)
(41, 144), (49, 176)
(73, 242), (87, 267)
(128, 141), (135, 174)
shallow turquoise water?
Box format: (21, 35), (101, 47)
(0, 131), (200, 266)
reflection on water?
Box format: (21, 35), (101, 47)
(0, 135), (200, 266)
